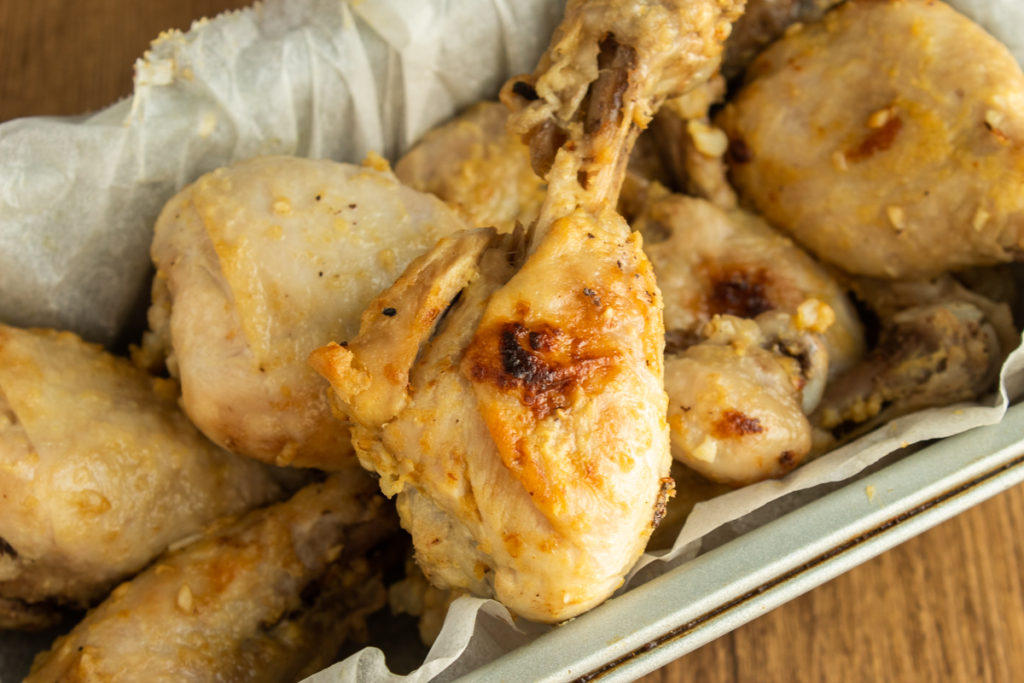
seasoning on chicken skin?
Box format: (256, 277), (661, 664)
(26, 471), (397, 683)
(717, 0), (1024, 278)
(815, 275), (1016, 443)
(0, 325), (284, 629)
(312, 0), (745, 623)
(140, 156), (470, 469)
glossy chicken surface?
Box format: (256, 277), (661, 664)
(26, 471), (396, 683)
(141, 156), (469, 469)
(717, 0), (1024, 278)
(312, 0), (744, 622)
(0, 325), (284, 629)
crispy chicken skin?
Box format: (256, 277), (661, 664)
(312, 0), (744, 623)
(141, 156), (469, 470)
(26, 471), (396, 683)
(0, 325), (284, 629)
(717, 0), (1024, 278)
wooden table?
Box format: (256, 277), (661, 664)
(3, 1), (1023, 681)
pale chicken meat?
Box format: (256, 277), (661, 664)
(717, 0), (1024, 279)
(0, 325), (284, 629)
(312, 0), (745, 622)
(26, 471), (397, 683)
(140, 156), (470, 470)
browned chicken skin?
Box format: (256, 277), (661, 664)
(26, 471), (396, 683)
(312, 0), (745, 623)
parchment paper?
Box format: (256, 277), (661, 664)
(1, 0), (1022, 681)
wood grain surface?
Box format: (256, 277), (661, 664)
(3, 1), (1024, 681)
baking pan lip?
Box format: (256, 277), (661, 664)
(454, 401), (1024, 683)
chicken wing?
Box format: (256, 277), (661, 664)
(717, 0), (1024, 278)
(0, 325), (285, 629)
(26, 471), (397, 683)
(139, 156), (470, 470)
(312, 0), (744, 623)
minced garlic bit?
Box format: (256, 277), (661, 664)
(985, 109), (1005, 130)
(867, 106), (895, 129)
(796, 298), (835, 334)
(886, 205), (905, 231)
(865, 485), (876, 502)
(693, 436), (718, 463)
(973, 206), (990, 232)
(362, 150), (392, 173)
(686, 119), (729, 157)
(176, 584), (195, 614)
(272, 198), (292, 216)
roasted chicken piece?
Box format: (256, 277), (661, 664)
(139, 156), (470, 469)
(398, 94), (858, 486)
(395, 101), (547, 234)
(815, 275), (1016, 442)
(26, 471), (396, 683)
(665, 313), (828, 485)
(717, 0), (1024, 279)
(633, 192), (864, 484)
(312, 0), (744, 623)
(0, 325), (285, 629)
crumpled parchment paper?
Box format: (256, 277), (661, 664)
(1, 0), (1022, 680)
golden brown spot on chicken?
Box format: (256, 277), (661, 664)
(713, 410), (764, 438)
(847, 116), (903, 161)
(778, 450), (796, 468)
(503, 532), (523, 558)
(728, 137), (754, 164)
(467, 320), (616, 421)
(704, 265), (776, 319)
